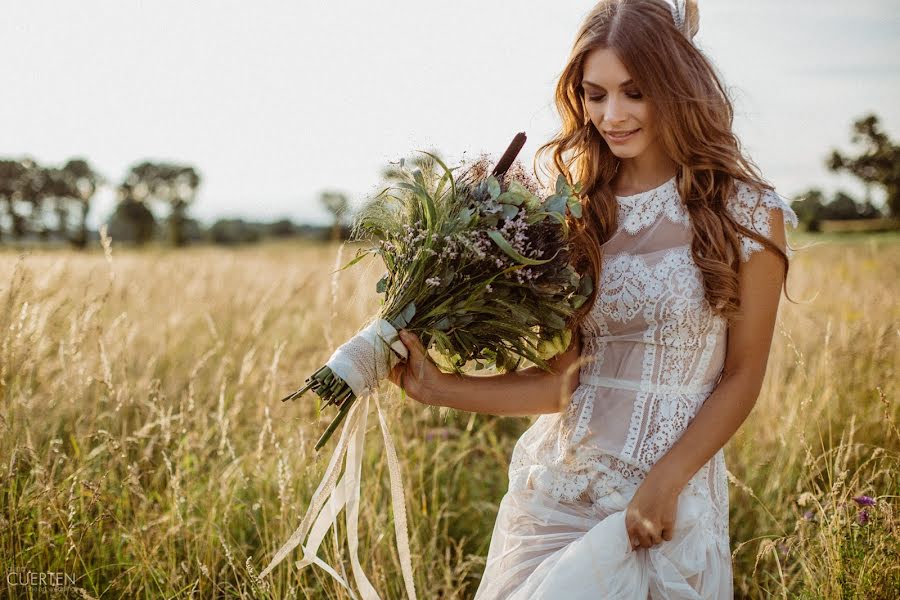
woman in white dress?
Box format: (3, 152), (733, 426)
(389, 0), (797, 597)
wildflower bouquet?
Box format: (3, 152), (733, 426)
(283, 135), (592, 452)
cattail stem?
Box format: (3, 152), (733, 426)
(491, 132), (527, 179)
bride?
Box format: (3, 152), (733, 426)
(388, 0), (797, 597)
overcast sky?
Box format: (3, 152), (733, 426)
(3, 0), (898, 228)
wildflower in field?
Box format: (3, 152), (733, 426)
(857, 509), (870, 525)
(852, 494), (876, 506)
(802, 510), (816, 522)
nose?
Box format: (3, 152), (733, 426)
(603, 95), (627, 126)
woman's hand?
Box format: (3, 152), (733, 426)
(387, 329), (445, 406)
(624, 471), (682, 551)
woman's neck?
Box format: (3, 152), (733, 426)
(612, 149), (679, 196)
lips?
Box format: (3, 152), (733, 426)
(605, 128), (640, 143)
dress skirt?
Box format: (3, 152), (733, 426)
(472, 486), (733, 599)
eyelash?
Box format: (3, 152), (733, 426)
(586, 92), (643, 103)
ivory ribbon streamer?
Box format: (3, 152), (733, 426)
(259, 318), (417, 600)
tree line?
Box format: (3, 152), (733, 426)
(0, 113), (896, 248)
(0, 157), (353, 247)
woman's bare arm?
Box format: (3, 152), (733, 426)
(427, 330), (583, 417)
(647, 207), (788, 491)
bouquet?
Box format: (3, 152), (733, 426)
(283, 134), (592, 451)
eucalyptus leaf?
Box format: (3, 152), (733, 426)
(543, 310), (566, 330)
(496, 190), (524, 206)
(555, 174), (569, 195)
(578, 273), (593, 296)
(545, 195), (566, 215)
(458, 207), (473, 227)
(487, 176), (501, 200)
(567, 199), (583, 218)
(376, 273), (388, 294)
(501, 203), (519, 220)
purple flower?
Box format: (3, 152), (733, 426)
(425, 427), (451, 442)
(857, 509), (870, 525)
(852, 495), (876, 507)
(802, 510), (816, 522)
(777, 542), (789, 557)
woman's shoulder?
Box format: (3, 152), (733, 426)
(725, 178), (799, 261)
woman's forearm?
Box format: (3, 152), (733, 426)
(649, 369), (762, 490)
(428, 367), (574, 416)
(426, 333), (583, 417)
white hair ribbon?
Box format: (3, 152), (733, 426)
(668, 0), (686, 31)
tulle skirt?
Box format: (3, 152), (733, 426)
(473, 486), (733, 599)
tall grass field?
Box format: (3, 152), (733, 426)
(1, 232), (897, 599)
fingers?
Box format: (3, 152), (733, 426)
(628, 527), (665, 550)
(399, 329), (425, 355)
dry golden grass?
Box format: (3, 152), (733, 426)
(1, 232), (897, 599)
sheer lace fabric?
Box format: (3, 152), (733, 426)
(474, 176), (797, 599)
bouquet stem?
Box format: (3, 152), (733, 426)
(314, 393), (355, 451)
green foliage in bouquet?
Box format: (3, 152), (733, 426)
(350, 151), (591, 372)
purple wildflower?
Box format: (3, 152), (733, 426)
(852, 495), (876, 507)
(802, 510), (816, 522)
(857, 509), (870, 525)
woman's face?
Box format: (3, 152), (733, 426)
(580, 47), (660, 160)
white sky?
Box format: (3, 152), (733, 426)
(3, 0), (898, 228)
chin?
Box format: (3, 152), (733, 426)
(608, 145), (646, 159)
(603, 135), (650, 159)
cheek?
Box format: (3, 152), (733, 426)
(636, 105), (654, 129)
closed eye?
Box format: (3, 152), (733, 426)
(587, 92), (643, 103)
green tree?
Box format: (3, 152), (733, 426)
(827, 113), (900, 218)
(791, 189), (826, 232)
(122, 161), (201, 246)
(821, 191), (862, 220)
(62, 159), (102, 248)
(0, 160), (27, 241)
(0, 158), (43, 240)
(108, 185), (157, 246)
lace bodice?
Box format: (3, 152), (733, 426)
(508, 174), (797, 544)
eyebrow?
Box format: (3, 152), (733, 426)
(581, 78), (633, 89)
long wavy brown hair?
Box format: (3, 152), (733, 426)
(533, 0), (791, 332)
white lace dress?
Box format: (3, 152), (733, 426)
(473, 175), (798, 599)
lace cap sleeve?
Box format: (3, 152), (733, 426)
(726, 181), (799, 262)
